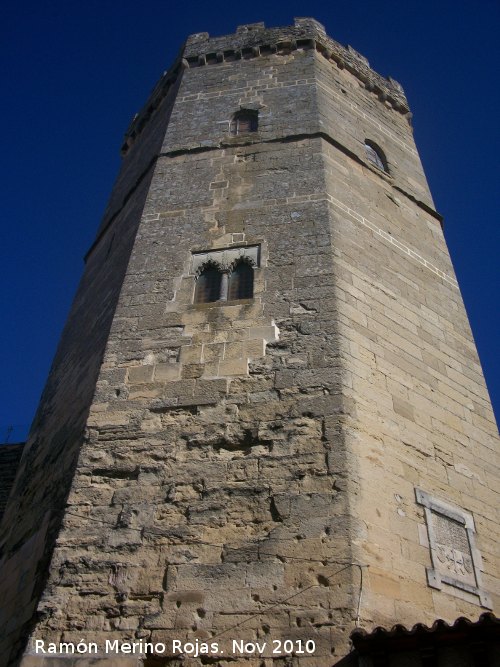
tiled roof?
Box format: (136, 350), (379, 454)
(350, 612), (499, 652)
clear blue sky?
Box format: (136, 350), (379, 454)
(1, 0), (499, 441)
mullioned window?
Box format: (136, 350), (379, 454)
(192, 246), (260, 303)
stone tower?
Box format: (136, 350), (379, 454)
(1, 18), (498, 667)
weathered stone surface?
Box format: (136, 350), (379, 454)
(0, 17), (498, 667)
(0, 443), (24, 521)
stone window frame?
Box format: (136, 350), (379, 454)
(415, 488), (492, 608)
(364, 139), (388, 173)
(194, 260), (223, 304)
(230, 109), (259, 136)
(192, 245), (260, 304)
(227, 260), (254, 300)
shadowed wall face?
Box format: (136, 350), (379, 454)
(0, 444), (24, 522)
(0, 62), (180, 667)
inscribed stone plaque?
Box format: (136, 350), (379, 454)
(430, 511), (476, 587)
(415, 487), (492, 609)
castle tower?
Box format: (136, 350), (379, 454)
(1, 18), (498, 667)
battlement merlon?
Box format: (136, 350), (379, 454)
(121, 17), (410, 155)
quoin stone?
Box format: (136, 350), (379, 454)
(0, 17), (498, 667)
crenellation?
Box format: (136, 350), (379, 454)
(122, 19), (410, 163)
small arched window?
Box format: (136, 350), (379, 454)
(228, 261), (254, 300)
(230, 110), (258, 136)
(195, 266), (222, 303)
(365, 140), (388, 172)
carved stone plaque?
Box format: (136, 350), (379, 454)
(415, 488), (492, 609)
(430, 512), (476, 587)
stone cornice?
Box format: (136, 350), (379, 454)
(86, 130), (442, 266)
(121, 18), (410, 156)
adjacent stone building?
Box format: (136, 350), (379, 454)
(0, 18), (498, 667)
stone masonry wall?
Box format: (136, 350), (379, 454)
(319, 68), (499, 625)
(0, 177), (155, 667)
(5, 17), (498, 667)
(20, 38), (358, 666)
(0, 62), (178, 667)
(0, 444), (24, 522)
